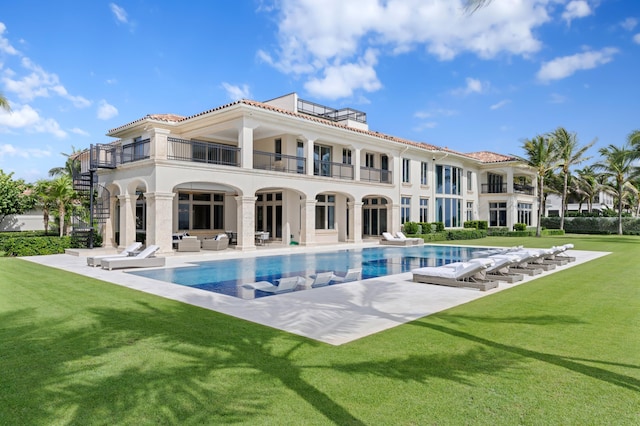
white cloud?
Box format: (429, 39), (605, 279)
(221, 83), (251, 101)
(490, 99), (510, 110)
(70, 127), (90, 136)
(452, 77), (487, 96)
(262, 0), (553, 100)
(634, 33), (640, 45)
(304, 49), (382, 99)
(97, 100), (118, 120)
(620, 17), (638, 31)
(109, 3), (128, 24)
(0, 143), (52, 160)
(0, 104), (66, 139)
(0, 22), (19, 55)
(536, 47), (618, 82)
(562, 1), (592, 25)
(2, 57), (91, 108)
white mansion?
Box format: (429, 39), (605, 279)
(76, 93), (538, 252)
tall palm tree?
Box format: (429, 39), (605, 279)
(49, 175), (76, 237)
(49, 146), (81, 177)
(574, 165), (600, 213)
(520, 134), (561, 237)
(34, 179), (57, 235)
(629, 129), (640, 150)
(595, 143), (640, 235)
(552, 127), (595, 229)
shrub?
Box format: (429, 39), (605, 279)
(513, 223), (527, 231)
(402, 221), (419, 234)
(477, 221), (488, 230)
(464, 221), (478, 229)
(446, 229), (487, 240)
(487, 227), (510, 236)
(1, 236), (73, 256)
(418, 222), (432, 234)
(433, 222), (445, 232)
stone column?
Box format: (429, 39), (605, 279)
(145, 192), (175, 253)
(101, 195), (117, 247)
(117, 194), (136, 248)
(238, 119), (258, 169)
(151, 128), (170, 160)
(236, 195), (256, 251)
(389, 203), (400, 234)
(347, 201), (363, 243)
(299, 199), (317, 246)
(353, 148), (361, 181)
(305, 139), (315, 176)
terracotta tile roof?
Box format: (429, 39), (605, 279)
(107, 99), (516, 163)
(465, 151), (518, 163)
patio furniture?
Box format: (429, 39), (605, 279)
(101, 245), (165, 270)
(331, 268), (363, 283)
(412, 258), (498, 291)
(395, 231), (424, 245)
(380, 232), (415, 246)
(202, 234), (230, 251)
(255, 231), (269, 246)
(244, 276), (306, 294)
(178, 236), (201, 252)
(309, 271), (335, 288)
(86, 242), (142, 267)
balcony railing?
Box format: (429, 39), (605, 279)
(481, 183), (507, 194)
(314, 161), (354, 180)
(253, 151), (305, 174)
(514, 183), (535, 195)
(168, 137), (240, 167)
(297, 98), (367, 124)
(121, 139), (150, 164)
(360, 166), (392, 184)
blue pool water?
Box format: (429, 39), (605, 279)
(129, 244), (490, 299)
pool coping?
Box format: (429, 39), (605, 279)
(23, 243), (609, 346)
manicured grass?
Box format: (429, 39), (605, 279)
(1, 235), (639, 424)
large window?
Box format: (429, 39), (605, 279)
(518, 202), (533, 225)
(436, 198), (461, 227)
(420, 198), (429, 222)
(365, 153), (375, 168)
(401, 197), (411, 223)
(402, 158), (410, 183)
(467, 171), (473, 191)
(421, 162), (428, 185)
(315, 194), (335, 229)
(178, 192), (224, 230)
(314, 144), (332, 177)
(489, 202), (507, 227)
(436, 165), (462, 195)
(466, 201), (473, 222)
(342, 148), (352, 165)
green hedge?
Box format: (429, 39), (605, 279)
(541, 216), (640, 235)
(1, 236), (73, 256)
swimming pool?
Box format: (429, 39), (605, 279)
(129, 244), (490, 299)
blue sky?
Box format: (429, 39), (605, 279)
(1, 0), (639, 182)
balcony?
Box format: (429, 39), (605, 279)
(121, 139), (150, 164)
(513, 183), (535, 195)
(253, 151), (305, 174)
(481, 183), (535, 195)
(297, 98), (367, 124)
(168, 137), (240, 166)
(314, 160), (354, 180)
(360, 166), (392, 184)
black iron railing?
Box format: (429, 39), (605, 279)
(314, 160), (354, 180)
(121, 139), (150, 164)
(168, 137), (240, 166)
(297, 98), (367, 124)
(253, 151), (305, 174)
(481, 183), (507, 193)
(360, 167), (392, 184)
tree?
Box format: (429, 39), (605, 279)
(574, 166), (600, 213)
(552, 127), (595, 229)
(595, 143), (640, 235)
(520, 134), (561, 237)
(629, 129), (640, 150)
(48, 175), (76, 237)
(0, 92), (10, 111)
(34, 179), (58, 235)
(0, 170), (36, 227)
(49, 146), (82, 177)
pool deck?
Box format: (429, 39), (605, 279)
(23, 243), (609, 346)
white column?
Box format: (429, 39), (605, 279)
(117, 194), (136, 247)
(347, 201), (363, 243)
(145, 192), (175, 253)
(101, 195), (117, 247)
(389, 203), (400, 234)
(238, 119), (257, 169)
(305, 138), (315, 176)
(236, 195), (256, 251)
(354, 148), (361, 181)
(151, 128), (170, 160)
(300, 199), (317, 246)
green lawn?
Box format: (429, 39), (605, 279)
(1, 235), (639, 425)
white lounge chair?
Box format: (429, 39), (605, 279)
(245, 276), (306, 294)
(310, 271), (335, 288)
(331, 268), (362, 283)
(556, 243), (576, 262)
(480, 255), (525, 283)
(86, 242), (142, 267)
(101, 245), (164, 270)
(395, 231), (424, 245)
(493, 250), (544, 276)
(380, 232), (414, 246)
(412, 258), (498, 291)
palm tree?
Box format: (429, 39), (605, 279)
(48, 175), (76, 237)
(629, 129), (640, 150)
(552, 127), (595, 229)
(49, 146), (82, 177)
(34, 179), (58, 235)
(520, 134), (561, 237)
(0, 92), (10, 111)
(595, 143), (640, 235)
(574, 166), (600, 213)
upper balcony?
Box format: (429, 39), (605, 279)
(297, 98), (367, 125)
(481, 182), (534, 195)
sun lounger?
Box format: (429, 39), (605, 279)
(380, 232), (416, 246)
(245, 276), (306, 294)
(101, 245), (164, 270)
(481, 254), (524, 283)
(86, 242), (142, 267)
(412, 258), (498, 291)
(310, 271), (336, 288)
(331, 268), (362, 283)
(494, 250), (544, 276)
(395, 232), (424, 245)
